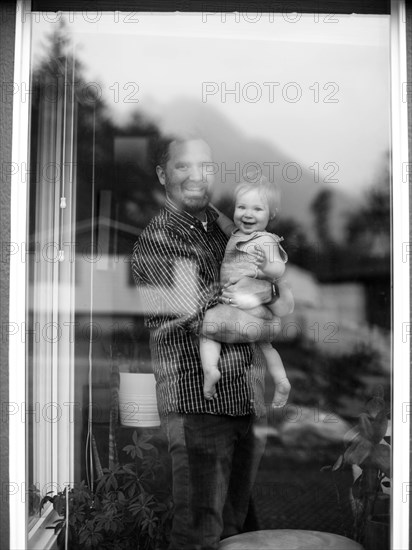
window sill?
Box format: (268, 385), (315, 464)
(28, 508), (59, 550)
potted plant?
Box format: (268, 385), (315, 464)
(41, 431), (173, 550)
(325, 389), (390, 550)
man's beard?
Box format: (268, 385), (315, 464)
(183, 194), (210, 213)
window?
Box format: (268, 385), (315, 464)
(27, 36), (77, 527)
(8, 3), (409, 549)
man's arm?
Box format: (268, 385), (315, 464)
(220, 277), (274, 310)
(202, 301), (281, 344)
(269, 279), (295, 317)
(132, 227), (218, 332)
(207, 276), (281, 344)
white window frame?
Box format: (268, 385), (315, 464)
(390, 2), (410, 549)
(10, 2), (76, 548)
(9, 2), (32, 548)
(9, 1), (410, 548)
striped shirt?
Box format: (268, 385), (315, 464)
(131, 199), (266, 417)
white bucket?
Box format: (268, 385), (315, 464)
(118, 373), (160, 427)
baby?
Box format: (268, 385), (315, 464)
(200, 177), (293, 406)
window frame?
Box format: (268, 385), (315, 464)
(9, 1), (409, 548)
(10, 3), (77, 548)
(390, 3), (410, 550)
(9, 2), (31, 547)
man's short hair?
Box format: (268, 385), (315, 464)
(152, 134), (175, 171)
(151, 132), (209, 170)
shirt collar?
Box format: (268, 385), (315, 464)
(164, 198), (219, 231)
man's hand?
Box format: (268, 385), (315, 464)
(202, 304), (280, 344)
(220, 277), (272, 310)
(271, 279), (295, 317)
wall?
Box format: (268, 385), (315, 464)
(0, 3), (16, 550)
(407, 1), (412, 544)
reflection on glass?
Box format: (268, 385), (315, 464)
(27, 12), (391, 549)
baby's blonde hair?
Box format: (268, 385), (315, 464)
(234, 175), (280, 218)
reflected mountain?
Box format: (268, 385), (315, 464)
(150, 97), (356, 233)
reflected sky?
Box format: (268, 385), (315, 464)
(31, 11), (390, 197)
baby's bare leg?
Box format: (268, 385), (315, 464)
(259, 342), (291, 408)
(199, 335), (222, 400)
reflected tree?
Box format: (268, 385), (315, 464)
(345, 153), (390, 259)
(311, 188), (334, 250)
(274, 217), (317, 270)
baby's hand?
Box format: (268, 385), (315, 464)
(251, 245), (265, 266)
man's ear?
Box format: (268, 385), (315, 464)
(156, 165), (166, 186)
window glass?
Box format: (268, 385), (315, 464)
(27, 11), (391, 549)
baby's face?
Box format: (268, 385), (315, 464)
(233, 188), (270, 234)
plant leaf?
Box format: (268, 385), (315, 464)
(134, 446), (143, 459)
(344, 438), (373, 466)
(331, 454), (344, 471)
(358, 413), (373, 441)
(139, 442), (154, 451)
(352, 474), (363, 499)
(370, 410), (389, 444)
(370, 443), (391, 477)
(343, 426), (361, 446)
(365, 396), (385, 418)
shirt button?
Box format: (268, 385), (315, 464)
(190, 225), (195, 229)
(250, 399), (255, 403)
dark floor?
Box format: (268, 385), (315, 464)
(251, 456), (354, 536)
(93, 421), (355, 534)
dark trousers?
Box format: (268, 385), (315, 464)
(161, 413), (266, 550)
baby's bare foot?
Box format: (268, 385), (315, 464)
(272, 378), (291, 408)
(203, 368), (221, 400)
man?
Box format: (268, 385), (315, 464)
(132, 135), (279, 550)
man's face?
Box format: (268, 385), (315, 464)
(156, 139), (215, 216)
